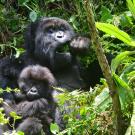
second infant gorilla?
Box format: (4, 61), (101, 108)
(3, 65), (56, 135)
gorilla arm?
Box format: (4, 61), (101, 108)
(15, 98), (49, 118)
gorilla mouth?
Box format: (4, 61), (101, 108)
(27, 94), (40, 101)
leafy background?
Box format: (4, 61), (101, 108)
(0, 0), (135, 135)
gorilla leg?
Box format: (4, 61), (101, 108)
(17, 117), (43, 135)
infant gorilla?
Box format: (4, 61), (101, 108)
(2, 65), (57, 135)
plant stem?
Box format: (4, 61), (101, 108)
(82, 1), (122, 135)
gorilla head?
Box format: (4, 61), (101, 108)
(25, 17), (75, 67)
(17, 65), (56, 101)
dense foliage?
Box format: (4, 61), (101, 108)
(0, 0), (135, 135)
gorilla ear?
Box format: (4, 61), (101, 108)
(24, 21), (39, 55)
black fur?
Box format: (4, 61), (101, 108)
(2, 65), (56, 135)
(0, 17), (89, 99)
(0, 17), (112, 133)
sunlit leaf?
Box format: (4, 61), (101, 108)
(93, 87), (112, 112)
(16, 131), (25, 135)
(125, 126), (132, 135)
(111, 51), (135, 72)
(10, 112), (22, 120)
(96, 22), (135, 46)
(127, 0), (135, 19)
(50, 123), (59, 134)
(29, 11), (37, 22)
(15, 48), (25, 58)
(131, 100), (135, 134)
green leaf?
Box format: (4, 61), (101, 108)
(10, 112), (22, 120)
(29, 11), (37, 22)
(0, 108), (9, 124)
(18, 0), (29, 5)
(120, 12), (133, 27)
(0, 98), (3, 103)
(125, 126), (132, 135)
(50, 123), (59, 134)
(120, 62), (135, 83)
(96, 22), (135, 46)
(131, 100), (135, 134)
(113, 73), (134, 109)
(16, 131), (25, 135)
(6, 87), (12, 92)
(93, 87), (112, 112)
(69, 16), (76, 23)
(15, 48), (25, 58)
(127, 0), (135, 19)
(80, 107), (87, 115)
(100, 6), (113, 22)
(111, 51), (135, 73)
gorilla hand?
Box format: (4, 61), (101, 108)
(70, 36), (90, 55)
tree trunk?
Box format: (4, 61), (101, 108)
(83, 1), (122, 135)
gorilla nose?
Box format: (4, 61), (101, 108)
(30, 87), (37, 93)
(56, 31), (64, 38)
(57, 35), (63, 38)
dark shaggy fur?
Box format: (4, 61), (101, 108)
(0, 17), (90, 100)
(0, 17), (113, 133)
(2, 65), (56, 135)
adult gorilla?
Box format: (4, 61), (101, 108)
(0, 17), (90, 101)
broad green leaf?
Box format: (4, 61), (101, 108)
(111, 51), (135, 72)
(127, 0), (135, 19)
(93, 87), (112, 112)
(29, 11), (37, 22)
(113, 73), (134, 109)
(134, 0), (135, 5)
(96, 22), (135, 46)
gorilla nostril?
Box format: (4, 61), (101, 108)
(30, 87), (37, 93)
(56, 31), (64, 38)
(57, 35), (63, 38)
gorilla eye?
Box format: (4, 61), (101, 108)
(21, 85), (27, 92)
(48, 28), (54, 34)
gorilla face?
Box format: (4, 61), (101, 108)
(17, 65), (56, 101)
(34, 17), (75, 64)
(24, 17), (90, 71)
(18, 79), (49, 101)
